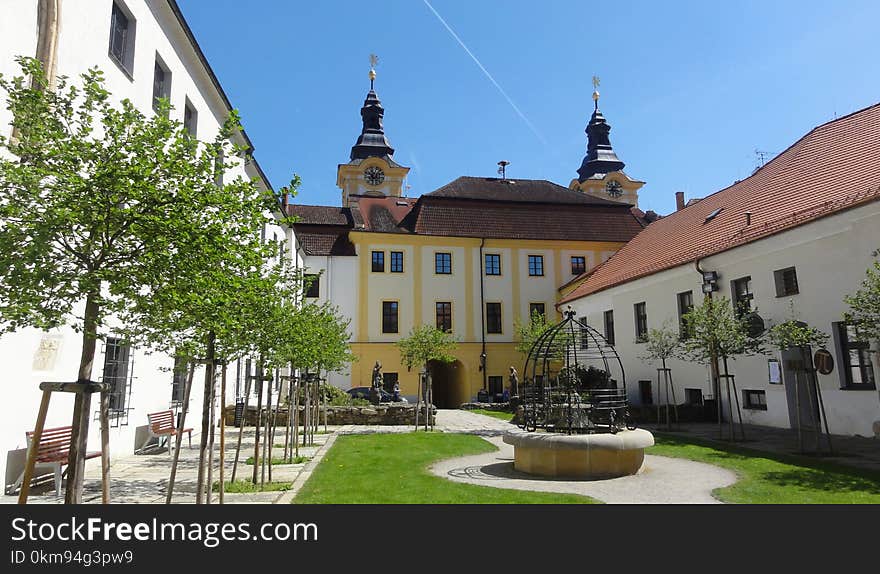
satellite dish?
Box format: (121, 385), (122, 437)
(745, 312), (766, 338)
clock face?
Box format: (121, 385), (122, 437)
(605, 180), (623, 198)
(364, 166), (385, 186)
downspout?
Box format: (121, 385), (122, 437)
(694, 258), (723, 432)
(479, 238), (487, 392)
(13, 0), (60, 142)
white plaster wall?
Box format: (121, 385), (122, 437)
(570, 201), (880, 437)
(0, 1), (282, 482)
(301, 254), (358, 389)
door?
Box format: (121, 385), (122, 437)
(781, 347), (819, 431)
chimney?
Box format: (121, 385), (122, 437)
(675, 191), (685, 211)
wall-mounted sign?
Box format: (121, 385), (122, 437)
(814, 349), (834, 375)
(768, 359), (781, 384)
(32, 334), (63, 371)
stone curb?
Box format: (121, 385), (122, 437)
(274, 430), (341, 504)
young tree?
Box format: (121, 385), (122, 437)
(397, 324), (457, 429)
(765, 303), (832, 452)
(514, 309), (553, 357)
(844, 249), (880, 345)
(680, 296), (764, 439)
(0, 57), (283, 502)
(638, 320), (681, 427)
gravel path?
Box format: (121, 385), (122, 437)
(429, 435), (738, 504)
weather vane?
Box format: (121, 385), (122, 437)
(592, 75), (600, 109)
(369, 53), (379, 89)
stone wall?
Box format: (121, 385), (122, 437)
(223, 404), (436, 427)
(459, 402), (511, 412)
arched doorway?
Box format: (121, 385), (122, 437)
(428, 359), (465, 408)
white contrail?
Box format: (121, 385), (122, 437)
(423, 0), (547, 147)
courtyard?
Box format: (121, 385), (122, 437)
(8, 410), (880, 505)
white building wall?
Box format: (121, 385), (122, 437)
(0, 1), (287, 485)
(569, 201), (880, 437)
(301, 254), (358, 389)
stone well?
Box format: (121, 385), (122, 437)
(502, 428), (654, 479)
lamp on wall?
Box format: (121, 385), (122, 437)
(479, 352), (487, 371)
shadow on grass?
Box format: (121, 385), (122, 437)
(651, 433), (880, 500)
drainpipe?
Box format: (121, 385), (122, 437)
(694, 258), (723, 436)
(479, 238), (487, 392)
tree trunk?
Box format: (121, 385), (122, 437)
(219, 362), (227, 504)
(252, 360), (263, 485)
(65, 292), (100, 504)
(195, 331), (216, 504)
(230, 358), (251, 483)
(166, 361), (196, 503)
(206, 362), (217, 504)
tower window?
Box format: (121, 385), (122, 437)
(485, 254), (501, 276)
(372, 251), (385, 272)
(528, 255), (544, 277)
(435, 252), (452, 274)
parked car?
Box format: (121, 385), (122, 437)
(346, 386), (408, 403)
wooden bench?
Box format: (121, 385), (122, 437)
(9, 426), (101, 496)
(140, 410), (192, 455)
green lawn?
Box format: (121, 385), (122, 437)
(468, 409), (515, 422)
(649, 434), (880, 504)
(213, 479), (292, 493)
(293, 433), (596, 504)
(246, 455), (310, 466)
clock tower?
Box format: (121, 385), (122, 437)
(337, 56), (410, 207)
(569, 80), (644, 207)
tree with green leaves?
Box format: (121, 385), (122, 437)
(638, 320), (682, 427)
(680, 296), (764, 439)
(844, 249), (880, 346)
(514, 309), (553, 358)
(397, 324), (457, 429)
(765, 302), (832, 453)
(0, 57), (285, 503)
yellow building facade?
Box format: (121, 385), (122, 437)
(290, 69), (649, 406)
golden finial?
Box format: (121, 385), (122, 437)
(592, 75), (600, 105)
(369, 54), (378, 88)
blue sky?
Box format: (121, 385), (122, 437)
(179, 0), (880, 215)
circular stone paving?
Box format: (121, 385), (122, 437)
(429, 435), (737, 504)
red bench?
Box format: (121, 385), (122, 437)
(13, 426), (101, 496)
(142, 410), (193, 454)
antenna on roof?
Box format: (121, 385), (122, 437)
(754, 149), (777, 168)
(497, 160), (510, 180)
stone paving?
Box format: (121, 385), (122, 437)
(6, 427), (330, 504)
(429, 435), (736, 504)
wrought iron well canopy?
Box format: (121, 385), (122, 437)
(519, 307), (634, 434)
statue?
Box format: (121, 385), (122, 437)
(369, 360), (383, 405)
(509, 366), (520, 396)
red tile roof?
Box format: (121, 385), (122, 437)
(561, 102), (880, 304)
(405, 200), (644, 242)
